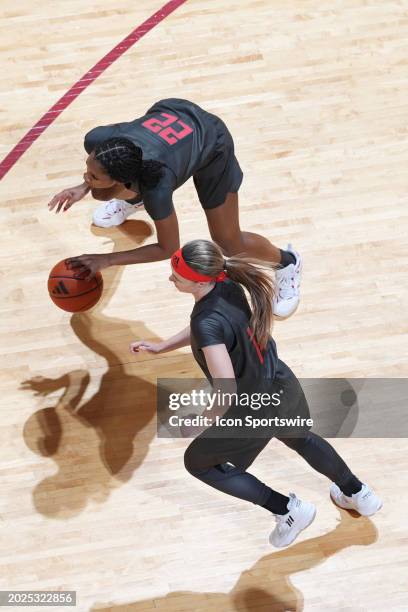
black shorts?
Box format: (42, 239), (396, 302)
(193, 116), (243, 209)
(184, 360), (311, 472)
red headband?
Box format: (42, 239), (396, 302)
(171, 248), (227, 283)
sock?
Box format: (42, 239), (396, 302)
(338, 476), (363, 497)
(279, 249), (296, 268)
(262, 488), (291, 515)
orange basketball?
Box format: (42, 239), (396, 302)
(48, 259), (103, 312)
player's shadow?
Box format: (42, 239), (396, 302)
(91, 508), (378, 612)
(303, 378), (363, 438)
(20, 221), (366, 519)
(21, 220), (195, 519)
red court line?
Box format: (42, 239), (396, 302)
(0, 0), (188, 181)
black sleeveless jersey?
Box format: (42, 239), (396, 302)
(84, 98), (220, 220)
(190, 279), (278, 383)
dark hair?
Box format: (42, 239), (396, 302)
(182, 240), (277, 350)
(94, 137), (164, 188)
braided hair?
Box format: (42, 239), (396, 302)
(94, 137), (164, 189)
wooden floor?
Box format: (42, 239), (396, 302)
(1, 1), (408, 610)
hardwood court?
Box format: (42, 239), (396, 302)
(0, 1), (407, 610)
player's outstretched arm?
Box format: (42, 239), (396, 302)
(48, 182), (91, 213)
(48, 179), (137, 213)
(66, 211), (180, 280)
(108, 210), (180, 266)
(130, 326), (191, 356)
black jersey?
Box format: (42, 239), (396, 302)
(84, 98), (221, 220)
(188, 282), (311, 463)
(190, 279), (278, 383)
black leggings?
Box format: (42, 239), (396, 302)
(184, 431), (361, 508)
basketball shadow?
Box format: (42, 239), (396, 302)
(91, 508), (378, 612)
(21, 220), (195, 518)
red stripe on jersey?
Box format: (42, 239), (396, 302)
(247, 327), (264, 365)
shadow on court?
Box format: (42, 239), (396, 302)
(20, 220), (364, 520)
(91, 508), (378, 612)
(20, 220), (194, 518)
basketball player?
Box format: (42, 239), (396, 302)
(48, 98), (301, 317)
(130, 239), (382, 548)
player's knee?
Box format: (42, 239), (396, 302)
(183, 444), (198, 475)
(279, 435), (309, 453)
(221, 243), (239, 257)
(209, 233), (244, 257)
(184, 443), (208, 477)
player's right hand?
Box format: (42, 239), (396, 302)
(48, 184), (88, 213)
(130, 340), (164, 355)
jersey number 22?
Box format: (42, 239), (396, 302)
(142, 113), (193, 145)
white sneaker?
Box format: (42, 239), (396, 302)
(269, 492), (316, 548)
(92, 199), (144, 228)
(330, 483), (383, 516)
(273, 244), (302, 318)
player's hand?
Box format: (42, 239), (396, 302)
(129, 340), (164, 354)
(48, 183), (89, 213)
(20, 376), (56, 396)
(65, 253), (111, 281)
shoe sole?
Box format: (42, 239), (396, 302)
(360, 501), (383, 517)
(329, 492), (383, 516)
(92, 211), (144, 228)
(270, 505), (317, 548)
(121, 206), (145, 223)
(92, 203), (145, 227)
(273, 301), (300, 321)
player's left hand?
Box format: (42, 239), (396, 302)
(66, 253), (111, 281)
(21, 376), (57, 396)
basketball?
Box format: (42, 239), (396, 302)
(48, 259), (103, 312)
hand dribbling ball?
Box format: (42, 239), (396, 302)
(48, 259), (103, 312)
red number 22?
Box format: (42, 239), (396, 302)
(142, 113), (193, 145)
